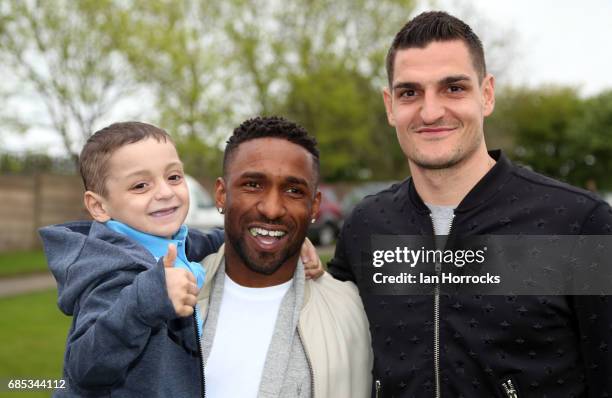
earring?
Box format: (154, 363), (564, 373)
(311, 218), (316, 224)
(217, 208), (224, 214)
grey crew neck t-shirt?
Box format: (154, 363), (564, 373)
(425, 203), (456, 236)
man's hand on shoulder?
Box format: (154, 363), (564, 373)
(163, 244), (199, 317)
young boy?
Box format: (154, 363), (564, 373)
(40, 121), (223, 397)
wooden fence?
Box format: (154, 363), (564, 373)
(0, 174), (88, 251)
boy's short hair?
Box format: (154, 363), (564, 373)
(79, 121), (173, 196)
(223, 116), (320, 183)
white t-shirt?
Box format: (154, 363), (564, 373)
(204, 275), (292, 398)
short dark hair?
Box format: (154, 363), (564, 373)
(223, 116), (320, 182)
(386, 11), (486, 87)
(79, 121), (173, 196)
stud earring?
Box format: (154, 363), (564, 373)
(311, 218), (316, 224)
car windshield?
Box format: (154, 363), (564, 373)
(341, 181), (397, 214)
(321, 187), (339, 203)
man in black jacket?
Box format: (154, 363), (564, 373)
(328, 11), (612, 397)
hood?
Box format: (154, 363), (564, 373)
(39, 221), (157, 315)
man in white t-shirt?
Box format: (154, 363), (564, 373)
(197, 116), (373, 398)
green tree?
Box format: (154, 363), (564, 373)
(223, 0), (416, 113)
(278, 63), (407, 181)
(1, 0), (417, 181)
(85, 0), (230, 138)
(488, 86), (612, 190)
(91, 0), (416, 180)
(0, 0), (135, 162)
(222, 0), (415, 181)
(76, 0), (233, 178)
(568, 90), (612, 191)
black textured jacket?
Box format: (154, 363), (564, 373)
(328, 150), (612, 398)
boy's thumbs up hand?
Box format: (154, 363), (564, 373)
(163, 243), (198, 317)
(163, 243), (177, 268)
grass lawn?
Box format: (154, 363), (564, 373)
(0, 289), (70, 398)
(0, 245), (335, 397)
(0, 251), (48, 277)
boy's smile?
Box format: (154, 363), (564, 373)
(97, 137), (189, 238)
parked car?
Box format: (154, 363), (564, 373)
(341, 181), (398, 216)
(183, 175), (224, 231)
(308, 185), (343, 246)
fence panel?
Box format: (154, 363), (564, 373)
(0, 174), (87, 251)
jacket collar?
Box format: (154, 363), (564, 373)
(105, 220), (189, 260)
(408, 150), (512, 214)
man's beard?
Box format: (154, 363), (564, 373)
(411, 148), (465, 170)
(409, 129), (482, 171)
(227, 223), (304, 276)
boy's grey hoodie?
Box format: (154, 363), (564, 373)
(39, 221), (223, 397)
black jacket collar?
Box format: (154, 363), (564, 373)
(408, 150), (513, 214)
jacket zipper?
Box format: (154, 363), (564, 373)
(297, 324), (316, 397)
(430, 212), (455, 398)
(194, 310), (205, 398)
(375, 379), (381, 397)
(501, 378), (519, 398)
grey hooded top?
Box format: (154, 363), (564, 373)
(39, 221), (223, 397)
